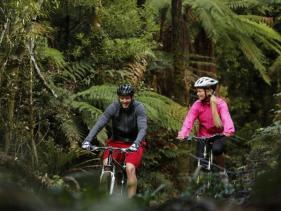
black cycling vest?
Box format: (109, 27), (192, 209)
(84, 100), (147, 144)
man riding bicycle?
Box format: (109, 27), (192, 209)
(82, 84), (147, 198)
(177, 77), (235, 183)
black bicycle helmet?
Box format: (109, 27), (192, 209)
(117, 84), (135, 96)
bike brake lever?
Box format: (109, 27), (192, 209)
(185, 135), (193, 142)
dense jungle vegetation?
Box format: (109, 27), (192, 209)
(0, 0), (281, 210)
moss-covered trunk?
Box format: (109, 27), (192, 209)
(4, 64), (19, 154)
(28, 63), (38, 167)
(171, 0), (191, 104)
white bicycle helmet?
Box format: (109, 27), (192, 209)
(194, 76), (218, 88)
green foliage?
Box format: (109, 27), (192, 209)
(100, 0), (143, 38)
(0, 0), (281, 208)
(63, 61), (96, 83)
(137, 127), (191, 204)
(71, 0), (100, 7)
(147, 51), (173, 72)
(38, 46), (66, 68)
(72, 84), (186, 132)
(145, 0), (171, 23)
(231, 113), (281, 202)
(270, 55), (281, 73)
(71, 84), (190, 203)
(181, 0), (281, 83)
(102, 38), (153, 63)
(216, 40), (276, 127)
(184, 173), (234, 199)
(251, 162), (281, 208)
(37, 137), (78, 175)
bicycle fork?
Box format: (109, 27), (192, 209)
(120, 163), (126, 196)
(100, 165), (116, 195)
(202, 144), (213, 170)
(195, 145), (213, 185)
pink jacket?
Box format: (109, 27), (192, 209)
(178, 97), (235, 138)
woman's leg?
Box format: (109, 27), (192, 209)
(212, 137), (226, 169)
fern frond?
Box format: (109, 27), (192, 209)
(73, 85), (186, 132)
(55, 112), (83, 148)
(39, 46), (66, 66)
(226, 0), (259, 9)
(239, 15), (273, 26)
(241, 19), (281, 42)
(125, 56), (149, 86)
(255, 34), (281, 54)
(60, 117), (83, 143)
(238, 36), (270, 83)
(62, 61), (96, 82)
(71, 101), (102, 122)
(270, 55), (281, 73)
(146, 0), (171, 20)
(74, 85), (116, 108)
(138, 91), (187, 131)
(70, 100), (108, 143)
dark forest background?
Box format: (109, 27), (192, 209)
(0, 0), (281, 210)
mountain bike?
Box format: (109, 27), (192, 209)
(90, 145), (128, 196)
(186, 134), (226, 175)
(184, 134), (232, 197)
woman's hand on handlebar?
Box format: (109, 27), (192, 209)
(176, 133), (185, 141)
(223, 132), (232, 137)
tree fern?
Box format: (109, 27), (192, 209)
(145, 0), (171, 23)
(58, 61), (132, 88)
(38, 45), (66, 68)
(238, 36), (270, 82)
(62, 61), (96, 82)
(71, 84), (186, 133)
(239, 15), (274, 26)
(226, 0), (260, 10)
(182, 0), (281, 83)
(55, 113), (83, 148)
(270, 55), (281, 73)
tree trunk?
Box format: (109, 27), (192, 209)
(4, 64), (19, 154)
(29, 62), (38, 167)
(171, 0), (190, 104)
(193, 29), (216, 74)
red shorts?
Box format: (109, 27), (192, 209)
(103, 139), (145, 169)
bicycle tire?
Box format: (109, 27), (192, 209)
(118, 170), (127, 197)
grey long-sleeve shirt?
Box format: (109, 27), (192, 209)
(84, 100), (147, 145)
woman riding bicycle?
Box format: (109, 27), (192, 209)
(177, 76), (235, 181)
(82, 84), (147, 198)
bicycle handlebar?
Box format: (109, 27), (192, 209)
(90, 145), (128, 152)
(184, 134), (225, 142)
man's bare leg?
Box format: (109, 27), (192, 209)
(126, 162), (137, 198)
(103, 158), (108, 166)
